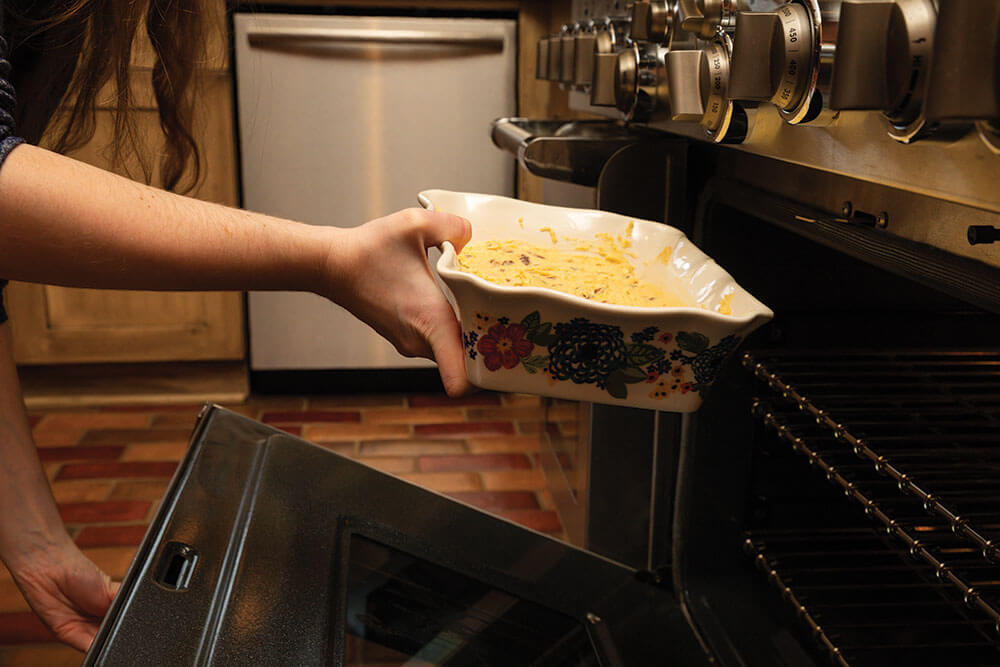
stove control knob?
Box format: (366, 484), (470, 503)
(667, 35), (749, 142)
(924, 0), (1000, 151)
(536, 36), (551, 81)
(729, 2), (821, 124)
(829, 0), (936, 141)
(591, 18), (630, 106)
(631, 1), (681, 46)
(573, 21), (598, 87)
(614, 42), (670, 121)
(559, 25), (577, 85)
(546, 33), (563, 82)
(679, 0), (739, 39)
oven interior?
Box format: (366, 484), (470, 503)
(663, 145), (1000, 666)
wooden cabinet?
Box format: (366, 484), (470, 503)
(6, 4), (244, 365)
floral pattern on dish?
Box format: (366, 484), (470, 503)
(465, 310), (741, 401)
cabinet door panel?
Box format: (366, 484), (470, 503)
(8, 68), (244, 364)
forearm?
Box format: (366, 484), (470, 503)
(0, 324), (68, 569)
(0, 144), (335, 293)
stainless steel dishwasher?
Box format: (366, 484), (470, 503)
(233, 12), (517, 373)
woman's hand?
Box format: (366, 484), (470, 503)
(324, 208), (473, 396)
(7, 538), (118, 652)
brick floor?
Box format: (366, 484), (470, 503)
(0, 390), (573, 663)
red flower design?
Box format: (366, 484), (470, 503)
(659, 332), (673, 344)
(477, 322), (534, 371)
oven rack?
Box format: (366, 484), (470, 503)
(743, 351), (1000, 565)
(742, 350), (1000, 638)
(744, 528), (1000, 667)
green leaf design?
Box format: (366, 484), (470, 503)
(626, 343), (665, 367)
(521, 311), (541, 338)
(605, 371), (628, 399)
(676, 331), (709, 354)
(620, 366), (649, 383)
(522, 355), (548, 370)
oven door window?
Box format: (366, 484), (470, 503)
(83, 407), (706, 666)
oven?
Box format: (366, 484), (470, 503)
(84, 1), (1000, 665)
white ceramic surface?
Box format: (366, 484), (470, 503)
(420, 189), (774, 412)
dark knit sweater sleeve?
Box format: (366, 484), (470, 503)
(0, 34), (23, 166)
(0, 11), (16, 322)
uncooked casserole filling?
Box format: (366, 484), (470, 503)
(456, 233), (692, 309)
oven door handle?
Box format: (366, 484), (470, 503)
(245, 27), (506, 53)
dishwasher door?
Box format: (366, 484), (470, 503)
(234, 13), (517, 370)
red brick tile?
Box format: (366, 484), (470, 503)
(308, 394), (406, 408)
(533, 452), (573, 469)
(261, 410), (360, 424)
(304, 423), (410, 442)
(150, 413), (200, 429)
(57, 462), (177, 480)
(36, 446), (124, 462)
(34, 412), (150, 432)
(120, 443), (189, 462)
(0, 644), (84, 666)
(414, 422), (514, 439)
(59, 501), (151, 524)
(77, 429), (190, 445)
(100, 403), (203, 413)
(467, 406), (547, 422)
(31, 429), (83, 447)
(501, 393), (544, 407)
(50, 480), (114, 504)
(397, 472), (481, 493)
(363, 407), (467, 425)
(418, 454), (531, 473)
(408, 393), (501, 408)
(466, 436), (542, 454)
(446, 491), (540, 511)
(0, 612), (54, 644)
(76, 524), (149, 548)
(109, 480), (171, 502)
(481, 469), (547, 491)
(355, 457), (417, 475)
(495, 509), (562, 533)
(359, 440), (466, 457)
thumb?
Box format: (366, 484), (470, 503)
(421, 212), (472, 253)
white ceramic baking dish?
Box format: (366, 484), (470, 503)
(420, 189), (773, 412)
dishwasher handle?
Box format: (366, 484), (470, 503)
(246, 26), (506, 53)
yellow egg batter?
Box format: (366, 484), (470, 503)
(456, 233), (692, 309)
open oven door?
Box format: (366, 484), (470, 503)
(82, 406), (709, 666)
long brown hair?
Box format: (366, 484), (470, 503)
(5, 0), (204, 192)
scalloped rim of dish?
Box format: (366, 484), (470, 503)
(422, 190), (773, 326)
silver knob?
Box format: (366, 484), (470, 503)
(729, 2), (821, 124)
(667, 35), (748, 142)
(559, 26), (576, 85)
(924, 0), (1000, 125)
(829, 0), (936, 142)
(631, 1), (681, 46)
(536, 36), (551, 81)
(591, 19), (630, 106)
(546, 33), (562, 82)
(679, 0), (739, 39)
(574, 22), (598, 87)
(614, 43), (670, 121)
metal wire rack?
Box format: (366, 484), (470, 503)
(743, 350), (1000, 666)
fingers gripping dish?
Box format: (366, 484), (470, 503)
(420, 189), (773, 412)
